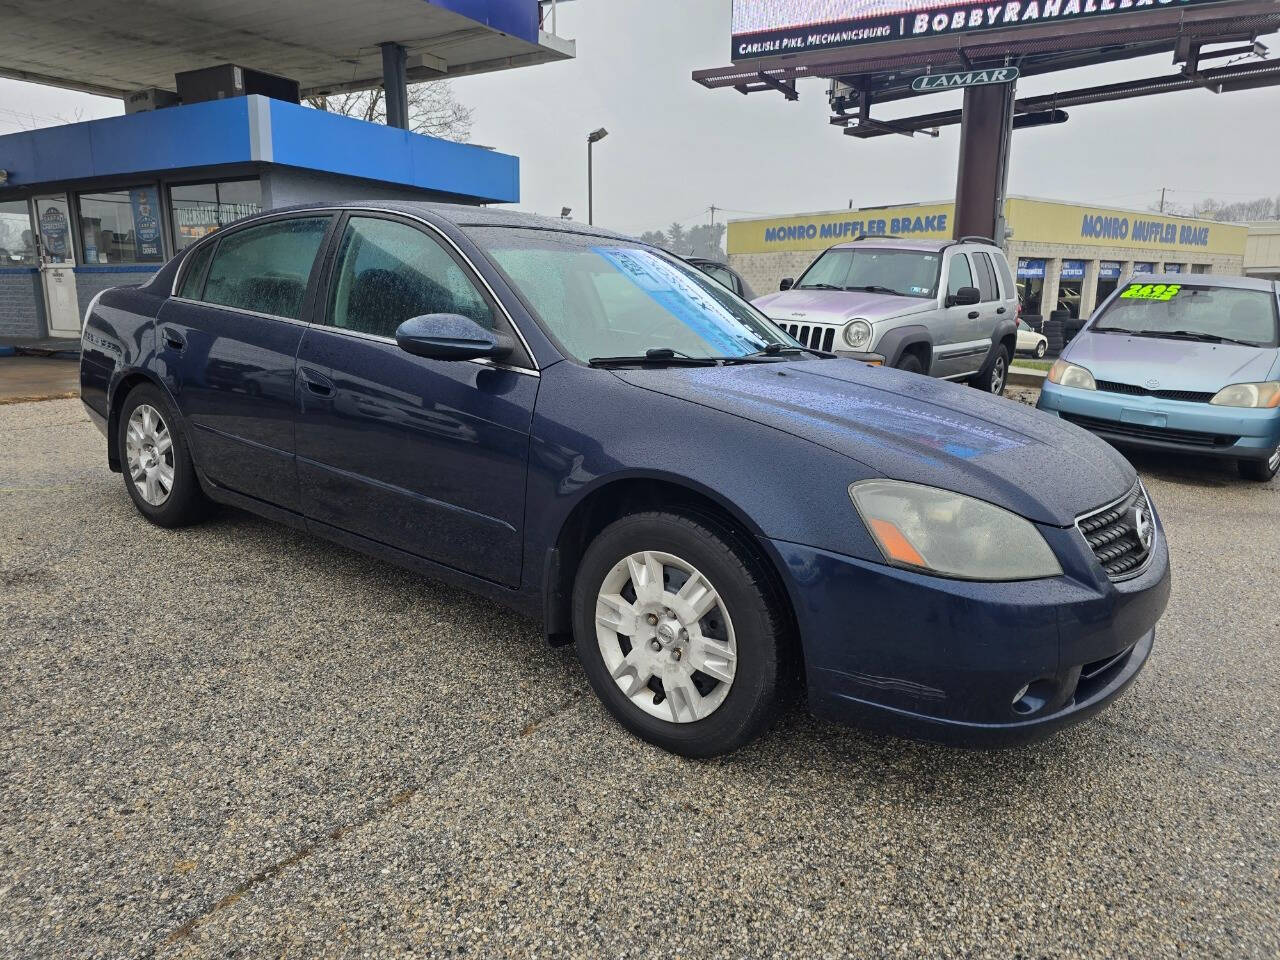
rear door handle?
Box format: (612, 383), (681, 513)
(968, 311), (980, 320)
(162, 327), (186, 352)
(298, 367), (334, 397)
(996, 306), (1006, 314)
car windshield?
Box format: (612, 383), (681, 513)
(471, 228), (795, 362)
(1092, 283), (1279, 348)
(796, 247), (941, 298)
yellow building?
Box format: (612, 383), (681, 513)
(1245, 221), (1280, 281)
(728, 196), (1248, 321)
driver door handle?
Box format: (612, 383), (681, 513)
(968, 311), (980, 320)
(298, 366), (334, 397)
(162, 327), (186, 352)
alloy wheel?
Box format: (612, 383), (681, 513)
(990, 355), (1007, 394)
(594, 550), (738, 724)
(125, 404), (175, 506)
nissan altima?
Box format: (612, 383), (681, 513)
(80, 203), (1171, 757)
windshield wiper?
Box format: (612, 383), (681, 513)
(846, 284), (901, 295)
(1131, 329), (1260, 347)
(718, 343), (830, 364)
(588, 347), (719, 369)
(797, 283), (844, 291)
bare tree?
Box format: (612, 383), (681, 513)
(306, 81), (473, 142)
(1153, 194), (1280, 222)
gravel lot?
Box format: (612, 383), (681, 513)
(2, 397), (1277, 959)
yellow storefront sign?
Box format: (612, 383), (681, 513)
(728, 203), (955, 255)
(1005, 198), (1247, 257)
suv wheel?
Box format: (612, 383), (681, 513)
(1239, 445), (1280, 482)
(973, 345), (1009, 396)
(572, 512), (786, 757)
(118, 384), (211, 527)
(895, 353), (924, 375)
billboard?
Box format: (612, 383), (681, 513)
(731, 0), (1239, 60)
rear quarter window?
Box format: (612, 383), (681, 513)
(202, 216), (331, 319)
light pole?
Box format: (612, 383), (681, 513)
(587, 128), (608, 225)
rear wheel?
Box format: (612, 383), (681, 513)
(973, 344), (1009, 395)
(1034, 340), (1047, 359)
(572, 512), (786, 757)
(118, 384), (211, 527)
(1238, 444), (1280, 482)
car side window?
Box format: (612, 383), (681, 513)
(202, 217), (331, 319)
(973, 252), (999, 302)
(325, 217), (496, 339)
(177, 241), (216, 300)
(946, 253), (975, 298)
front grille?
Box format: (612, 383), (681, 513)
(781, 322), (837, 352)
(1076, 484), (1156, 581)
(1096, 380), (1215, 403)
(1061, 413), (1240, 448)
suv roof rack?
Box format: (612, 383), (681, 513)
(850, 233), (903, 241)
(957, 235), (997, 245)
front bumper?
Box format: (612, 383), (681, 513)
(767, 521), (1171, 747)
(1038, 381), (1280, 462)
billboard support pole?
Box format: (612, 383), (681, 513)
(952, 80), (1015, 243)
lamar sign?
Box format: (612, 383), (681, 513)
(911, 67), (1019, 92)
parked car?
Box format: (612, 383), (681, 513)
(752, 236), (1019, 395)
(81, 203), (1170, 756)
(1038, 275), (1280, 482)
(1017, 318), (1048, 359)
(689, 257), (755, 300)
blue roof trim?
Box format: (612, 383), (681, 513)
(267, 100), (518, 204)
(0, 267), (38, 275)
(0, 95), (519, 204)
(429, 0), (538, 43)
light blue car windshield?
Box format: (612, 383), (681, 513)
(1093, 284), (1279, 348)
(472, 228), (794, 362)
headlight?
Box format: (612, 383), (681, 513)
(849, 480), (1063, 581)
(843, 319), (872, 350)
(1210, 382), (1280, 408)
(1047, 359), (1096, 390)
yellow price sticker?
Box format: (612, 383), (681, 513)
(1120, 283), (1181, 302)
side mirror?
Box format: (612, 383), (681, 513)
(946, 286), (981, 308)
(779, 277), (795, 291)
(394, 314), (514, 362)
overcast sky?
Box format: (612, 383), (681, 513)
(1, 0), (1277, 236)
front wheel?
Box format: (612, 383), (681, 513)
(973, 344), (1009, 395)
(1238, 445), (1280, 482)
(1034, 340), (1047, 359)
(572, 512), (787, 757)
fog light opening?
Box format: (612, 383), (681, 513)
(1012, 680), (1055, 716)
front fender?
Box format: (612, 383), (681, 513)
(873, 324), (934, 371)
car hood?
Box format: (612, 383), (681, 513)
(752, 288), (934, 325)
(615, 359), (1135, 527)
(1064, 331), (1277, 389)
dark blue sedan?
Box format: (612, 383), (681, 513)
(80, 203), (1171, 757)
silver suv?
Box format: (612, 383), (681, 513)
(752, 237), (1020, 394)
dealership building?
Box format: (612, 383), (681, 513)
(0, 0), (574, 344)
(728, 197), (1249, 322)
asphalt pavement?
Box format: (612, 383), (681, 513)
(1, 398), (1277, 959)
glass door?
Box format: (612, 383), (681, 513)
(33, 196), (80, 337)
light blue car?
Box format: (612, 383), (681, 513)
(1038, 274), (1280, 482)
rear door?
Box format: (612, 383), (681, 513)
(158, 214), (335, 510)
(972, 251), (1009, 361)
(293, 213), (537, 587)
(932, 251), (984, 377)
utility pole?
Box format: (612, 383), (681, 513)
(1159, 187), (1167, 214)
(709, 204), (717, 228)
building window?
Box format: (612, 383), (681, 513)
(1016, 258), (1045, 316)
(1057, 260), (1086, 319)
(170, 179), (263, 251)
(0, 200), (37, 266)
(77, 187), (165, 265)
(1096, 261), (1123, 305)
(1191, 264), (1211, 274)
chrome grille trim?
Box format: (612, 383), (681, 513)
(1075, 482), (1157, 583)
(779, 322), (839, 352)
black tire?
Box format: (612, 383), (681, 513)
(117, 383), (211, 527)
(572, 512), (787, 758)
(972, 344), (1009, 395)
(895, 352), (924, 375)
(1238, 446), (1280, 482)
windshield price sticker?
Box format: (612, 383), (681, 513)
(1121, 283), (1181, 302)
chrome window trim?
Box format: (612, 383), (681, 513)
(168, 296), (310, 327)
(1074, 480), (1158, 583)
(168, 204), (541, 377)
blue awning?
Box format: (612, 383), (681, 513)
(1098, 260), (1122, 279)
(1060, 259), (1086, 279)
(1017, 258), (1045, 279)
